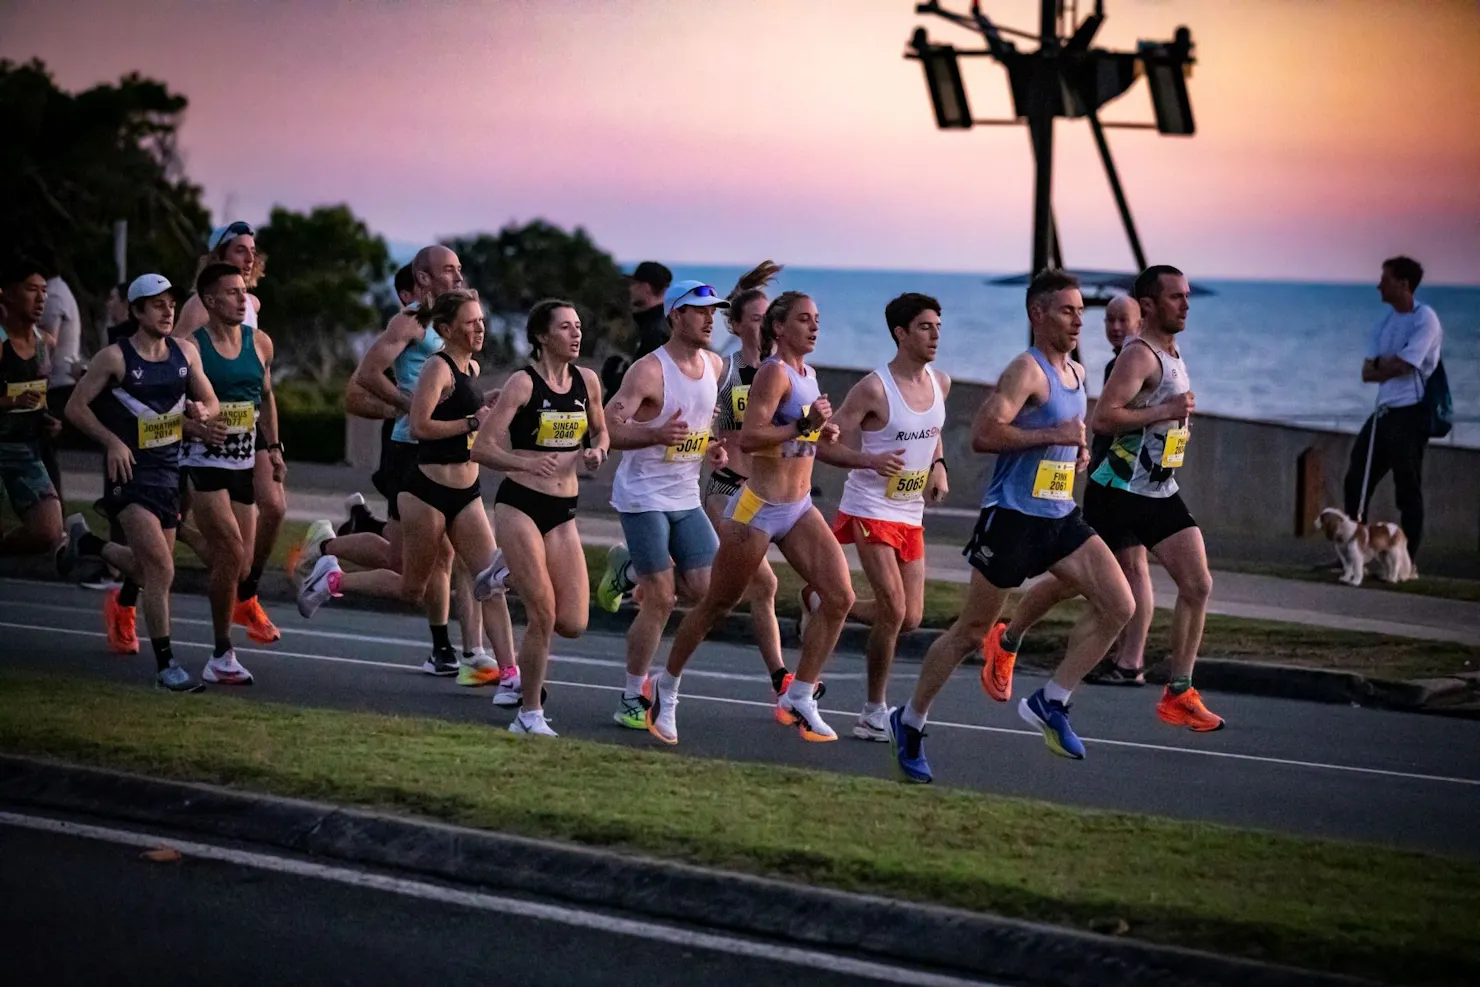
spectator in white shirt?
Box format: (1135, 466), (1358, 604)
(39, 275), (83, 501)
(1343, 255), (1443, 558)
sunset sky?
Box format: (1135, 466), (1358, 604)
(5, 0), (1478, 283)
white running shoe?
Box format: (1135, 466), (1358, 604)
(852, 705), (890, 742)
(647, 677), (679, 745)
(297, 555), (343, 618)
(508, 710), (558, 737)
(776, 691), (837, 742)
(473, 548), (509, 600)
(292, 520), (336, 587)
(491, 665), (523, 707)
(343, 491), (366, 515)
(202, 649), (254, 685)
(456, 649), (501, 687)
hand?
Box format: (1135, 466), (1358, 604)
(705, 437), (728, 470)
(651, 410), (690, 447)
(928, 462), (949, 504)
(8, 390), (44, 412)
(527, 453), (561, 478)
(1076, 445), (1090, 473)
(819, 422), (841, 445)
(269, 449), (287, 483)
(475, 404), (493, 426)
(397, 388), (414, 414)
(185, 400), (206, 421)
(801, 395), (832, 432)
(1164, 390), (1195, 420)
(869, 447), (906, 477)
(40, 414), (62, 439)
(104, 439), (135, 484)
(205, 415), (230, 445)
(1051, 417), (1086, 447)
(582, 446), (607, 472)
(482, 387), (501, 408)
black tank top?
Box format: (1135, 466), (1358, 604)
(0, 333), (51, 443)
(94, 337), (190, 485)
(509, 365), (591, 452)
(419, 352), (483, 465)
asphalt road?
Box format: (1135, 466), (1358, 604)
(3, 577), (1479, 857)
(0, 813), (998, 987)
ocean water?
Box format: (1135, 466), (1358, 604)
(672, 265), (1479, 449)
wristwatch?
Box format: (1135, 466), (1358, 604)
(267, 441), (286, 455)
(465, 415), (479, 434)
(932, 457), (948, 473)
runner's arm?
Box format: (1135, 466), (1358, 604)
(470, 371), (537, 473)
(581, 366), (610, 463)
(737, 362), (805, 453)
(63, 346), (126, 449)
(255, 331), (280, 447)
(352, 312), (420, 412)
(816, 374), (890, 469)
(1090, 344), (1180, 433)
(345, 375), (400, 420)
(602, 355), (666, 450)
(973, 354), (1068, 453)
(408, 357), (469, 442)
(179, 339), (221, 428)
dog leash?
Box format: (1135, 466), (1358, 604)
(1355, 397), (1384, 524)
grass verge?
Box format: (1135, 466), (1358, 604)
(1209, 558), (1480, 605)
(0, 669), (1475, 985)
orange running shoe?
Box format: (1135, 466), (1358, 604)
(103, 588), (139, 655)
(233, 596), (281, 643)
(980, 621), (1016, 702)
(1156, 686), (1225, 732)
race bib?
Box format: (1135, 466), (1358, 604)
(138, 410), (184, 450)
(467, 430), (478, 450)
(536, 410), (586, 449)
(730, 385), (749, 423)
(796, 404), (820, 443)
(219, 401), (256, 434)
(663, 429), (710, 463)
(1032, 459), (1076, 500)
(1160, 426), (1189, 469)
(885, 468), (929, 502)
(5, 378), (46, 411)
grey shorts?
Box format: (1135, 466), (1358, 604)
(619, 507), (720, 577)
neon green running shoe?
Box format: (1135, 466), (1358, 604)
(596, 544), (631, 613)
(612, 689), (651, 730)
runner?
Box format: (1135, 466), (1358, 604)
(647, 291), (899, 746)
(600, 280), (727, 729)
(177, 262), (283, 686)
(296, 289), (517, 688)
(827, 292), (950, 741)
(0, 259), (63, 557)
(1083, 264), (1222, 730)
(177, 222), (284, 644)
(470, 298), (609, 736)
(59, 274), (221, 692)
(987, 292), (1155, 686)
(888, 270), (1135, 783)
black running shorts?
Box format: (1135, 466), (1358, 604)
(963, 505), (1097, 589)
(1082, 482), (1197, 553)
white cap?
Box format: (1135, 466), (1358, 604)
(663, 280), (731, 317)
(127, 274), (173, 302)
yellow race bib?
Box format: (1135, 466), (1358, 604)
(536, 410), (587, 449)
(730, 385), (749, 423)
(663, 429), (710, 463)
(5, 378), (46, 411)
(219, 401), (256, 434)
(138, 410), (184, 450)
(1160, 426), (1189, 469)
(1032, 459), (1076, 501)
(885, 468), (929, 502)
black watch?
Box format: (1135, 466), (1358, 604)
(267, 441), (285, 455)
(465, 415), (479, 434)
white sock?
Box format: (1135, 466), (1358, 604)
(901, 703), (927, 731)
(625, 673), (646, 697)
(863, 701), (887, 715)
(658, 670), (681, 695)
(786, 678), (815, 704)
(519, 707), (544, 722)
(1045, 680), (1073, 704)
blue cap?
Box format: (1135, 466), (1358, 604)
(663, 280), (730, 317)
(207, 221), (256, 251)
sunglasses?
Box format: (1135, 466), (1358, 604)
(684, 285), (718, 300)
(223, 221), (255, 237)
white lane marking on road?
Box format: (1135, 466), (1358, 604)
(2, 617), (1478, 789)
(0, 811), (1002, 987)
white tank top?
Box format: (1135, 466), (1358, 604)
(610, 346), (719, 513)
(838, 365), (945, 525)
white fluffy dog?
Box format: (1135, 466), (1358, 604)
(1316, 508), (1418, 586)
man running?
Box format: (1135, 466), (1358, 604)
(1084, 265), (1222, 731)
(601, 280), (727, 729)
(178, 262), (283, 685)
(889, 270), (1135, 782)
(60, 274), (221, 691)
(0, 260), (64, 556)
(827, 292), (950, 741)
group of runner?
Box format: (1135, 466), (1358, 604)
(10, 227), (1223, 777)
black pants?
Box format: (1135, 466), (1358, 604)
(1343, 403), (1428, 556)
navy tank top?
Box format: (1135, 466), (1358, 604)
(96, 337), (190, 485)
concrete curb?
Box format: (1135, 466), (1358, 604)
(0, 755), (1374, 987)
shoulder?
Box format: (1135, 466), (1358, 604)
(93, 343), (126, 372)
(501, 368), (535, 402)
(752, 360), (787, 388)
(384, 309), (422, 342)
(704, 350), (725, 376)
(249, 294), (262, 314)
(1416, 304), (1443, 332)
(849, 370), (888, 404)
(253, 327), (274, 356)
(931, 367), (952, 395)
(577, 364), (603, 394)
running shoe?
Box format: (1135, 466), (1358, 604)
(341, 492), (368, 534)
(887, 706), (932, 784)
(1018, 688), (1085, 760)
(509, 710), (558, 737)
(422, 648), (460, 677)
(774, 671), (827, 702)
(233, 596), (281, 644)
(473, 549), (509, 601)
(202, 650), (254, 685)
(491, 665), (523, 707)
(456, 649), (501, 687)
(55, 513), (90, 580)
(297, 555), (343, 618)
(980, 620), (1015, 702)
(775, 690), (837, 742)
(613, 689), (652, 730)
(1156, 686), (1225, 731)
(288, 519), (335, 587)
(797, 584), (820, 642)
(646, 677), (679, 745)
(81, 574), (123, 591)
(851, 705), (890, 743)
(103, 588), (139, 655)
(156, 662), (204, 694)
(595, 544), (631, 613)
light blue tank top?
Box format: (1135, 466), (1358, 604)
(982, 348), (1085, 519)
(390, 314), (444, 444)
(763, 357), (821, 459)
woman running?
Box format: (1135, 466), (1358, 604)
(297, 290), (516, 685)
(648, 292), (898, 745)
(471, 299), (608, 737)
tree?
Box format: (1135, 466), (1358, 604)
(254, 205), (394, 385)
(0, 59), (210, 344)
(449, 220), (629, 365)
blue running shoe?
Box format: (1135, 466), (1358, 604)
(1018, 689), (1085, 760)
(887, 706), (932, 784)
